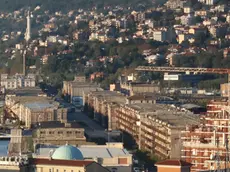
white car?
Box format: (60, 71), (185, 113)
(133, 158), (139, 164)
(133, 167), (141, 172)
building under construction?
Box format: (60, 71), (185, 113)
(135, 66), (230, 172)
(181, 100), (230, 172)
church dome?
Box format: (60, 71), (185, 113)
(51, 145), (84, 160)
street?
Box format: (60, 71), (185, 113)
(68, 109), (104, 130)
(68, 109), (115, 141)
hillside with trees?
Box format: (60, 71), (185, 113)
(0, 0), (156, 12)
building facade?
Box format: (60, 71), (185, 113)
(1, 74), (36, 90)
(155, 159), (192, 172)
(33, 121), (88, 146)
(114, 103), (199, 159)
(0, 155), (29, 172)
(83, 90), (126, 129)
(120, 82), (160, 96)
(36, 143), (133, 172)
(181, 100), (230, 171)
(8, 129), (33, 156)
(5, 95), (67, 128)
(62, 76), (100, 106)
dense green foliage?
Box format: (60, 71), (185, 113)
(0, 0), (154, 12)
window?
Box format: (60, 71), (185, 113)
(49, 169), (52, 172)
(204, 149), (208, 156)
(192, 160), (198, 167)
(192, 149), (197, 155)
(204, 161), (208, 167)
(56, 169), (59, 172)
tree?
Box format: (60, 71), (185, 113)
(194, 32), (206, 46)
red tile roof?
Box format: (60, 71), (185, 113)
(155, 159), (192, 167)
(30, 158), (94, 167)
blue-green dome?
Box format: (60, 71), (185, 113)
(52, 145), (84, 160)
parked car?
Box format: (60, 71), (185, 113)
(133, 167), (141, 172)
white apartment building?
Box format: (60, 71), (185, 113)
(227, 15), (230, 23)
(205, 0), (217, 5)
(1, 74), (36, 90)
(153, 30), (167, 42)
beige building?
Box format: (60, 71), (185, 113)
(155, 159), (192, 172)
(0, 148), (109, 172)
(5, 95), (67, 128)
(1, 74), (36, 90)
(83, 90), (126, 129)
(33, 121), (88, 147)
(120, 82), (160, 96)
(220, 83), (229, 97)
(30, 158), (109, 172)
(62, 76), (100, 106)
(36, 143), (133, 172)
(32, 144), (110, 172)
(114, 103), (200, 159)
(8, 128), (33, 156)
(0, 155), (29, 172)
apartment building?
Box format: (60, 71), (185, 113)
(220, 83), (230, 97)
(1, 74), (36, 90)
(5, 95), (67, 128)
(184, 6), (193, 14)
(33, 121), (88, 146)
(83, 90), (126, 129)
(120, 82), (160, 96)
(114, 103), (200, 159)
(209, 25), (227, 38)
(227, 15), (230, 23)
(181, 100), (230, 171)
(132, 12), (145, 22)
(153, 29), (168, 42)
(62, 76), (100, 106)
(205, 0), (218, 5)
(165, 0), (185, 9)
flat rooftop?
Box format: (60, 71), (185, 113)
(8, 96), (54, 104)
(33, 121), (82, 129)
(35, 144), (131, 159)
(124, 103), (200, 127)
(89, 90), (126, 104)
(7, 87), (44, 96)
(24, 102), (56, 111)
(66, 81), (99, 87)
(7, 96), (59, 111)
(127, 93), (174, 101)
(79, 147), (130, 158)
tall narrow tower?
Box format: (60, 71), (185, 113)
(23, 9), (31, 76)
(24, 10), (31, 42)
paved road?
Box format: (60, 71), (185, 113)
(68, 109), (104, 130)
(68, 109), (121, 141)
